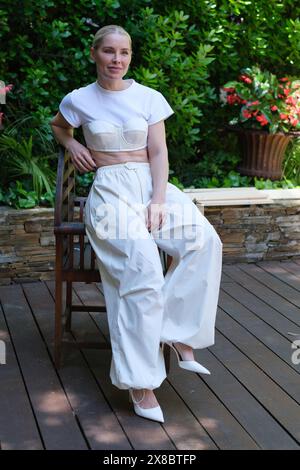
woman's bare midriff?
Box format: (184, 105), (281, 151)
(90, 147), (150, 168)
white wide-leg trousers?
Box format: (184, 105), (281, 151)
(84, 162), (223, 390)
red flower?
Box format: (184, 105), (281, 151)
(0, 84), (13, 95)
(227, 93), (242, 105)
(290, 117), (299, 127)
(223, 87), (235, 93)
(285, 96), (297, 106)
(223, 68), (300, 132)
(242, 109), (252, 119)
(256, 114), (268, 126)
(239, 74), (252, 84)
(249, 100), (260, 106)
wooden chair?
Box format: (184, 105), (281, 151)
(53, 145), (172, 372)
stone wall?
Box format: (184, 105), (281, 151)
(0, 199), (300, 285)
(0, 206), (55, 285)
(200, 201), (300, 263)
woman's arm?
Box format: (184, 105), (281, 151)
(147, 120), (169, 203)
(146, 120), (169, 231)
(50, 112), (97, 173)
(50, 112), (76, 148)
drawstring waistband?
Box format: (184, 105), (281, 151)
(96, 161), (151, 173)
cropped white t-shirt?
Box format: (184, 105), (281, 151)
(58, 78), (174, 152)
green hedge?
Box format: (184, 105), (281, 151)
(1, 0), (300, 207)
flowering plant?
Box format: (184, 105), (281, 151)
(0, 82), (13, 129)
(220, 66), (300, 134)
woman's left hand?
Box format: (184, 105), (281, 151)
(146, 200), (167, 232)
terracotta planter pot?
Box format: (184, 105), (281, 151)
(226, 126), (300, 180)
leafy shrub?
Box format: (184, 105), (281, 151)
(0, 180), (55, 209)
(1, 0), (300, 208)
(0, 113), (57, 207)
(221, 65), (300, 133)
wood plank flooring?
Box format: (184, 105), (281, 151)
(1, 259), (300, 450)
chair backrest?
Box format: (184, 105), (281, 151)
(54, 145), (100, 282)
(54, 145), (171, 279)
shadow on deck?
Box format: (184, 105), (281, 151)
(0, 259), (300, 450)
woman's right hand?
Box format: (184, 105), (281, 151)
(66, 140), (98, 173)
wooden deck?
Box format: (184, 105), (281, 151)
(1, 259), (300, 450)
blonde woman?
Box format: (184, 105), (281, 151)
(51, 25), (223, 424)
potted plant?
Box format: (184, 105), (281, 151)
(220, 65), (300, 179)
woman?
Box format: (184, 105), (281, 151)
(51, 24), (223, 424)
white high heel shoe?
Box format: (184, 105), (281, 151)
(128, 388), (164, 423)
(164, 341), (211, 375)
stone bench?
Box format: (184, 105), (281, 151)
(0, 187), (299, 284)
(184, 187), (300, 263)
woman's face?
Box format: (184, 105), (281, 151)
(91, 33), (132, 80)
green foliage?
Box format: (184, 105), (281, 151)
(75, 171), (96, 196)
(0, 134), (56, 197)
(132, 7), (216, 171)
(282, 137), (300, 183)
(172, 149), (250, 188)
(221, 65), (300, 133)
(0, 0), (300, 208)
(169, 146), (300, 189)
(0, 112), (57, 208)
(253, 177), (298, 189)
(168, 175), (185, 190)
(0, 180), (55, 209)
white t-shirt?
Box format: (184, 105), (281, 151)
(58, 78), (175, 152)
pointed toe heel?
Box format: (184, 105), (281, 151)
(165, 341), (211, 375)
(128, 389), (164, 423)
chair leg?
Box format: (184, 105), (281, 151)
(54, 274), (63, 369)
(160, 251), (172, 374)
(162, 342), (171, 375)
(55, 236), (64, 369)
(65, 281), (72, 332)
(166, 254), (173, 271)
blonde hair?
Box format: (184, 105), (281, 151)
(92, 25), (132, 51)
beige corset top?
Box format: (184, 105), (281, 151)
(82, 117), (148, 152)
